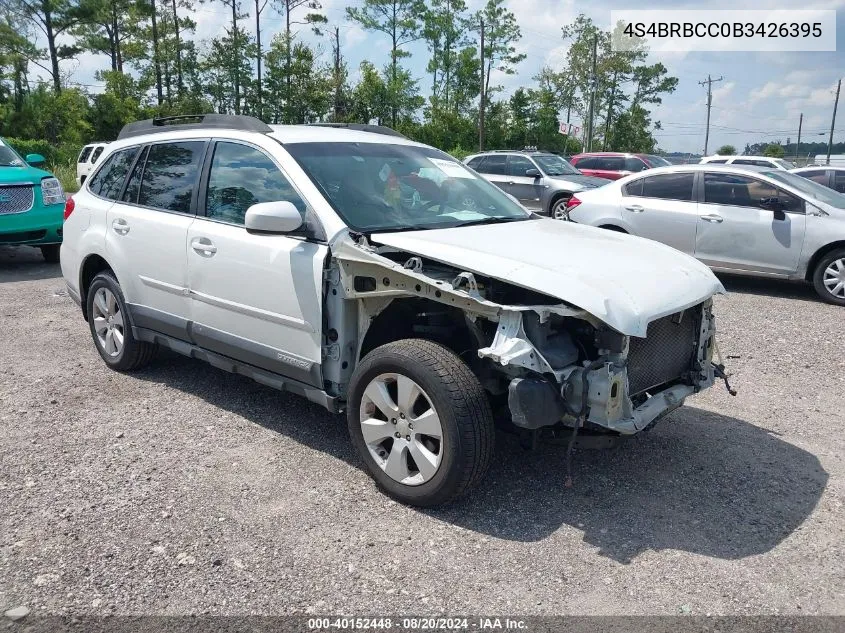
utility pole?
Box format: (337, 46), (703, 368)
(478, 18), (485, 151)
(698, 74), (723, 156)
(796, 112), (803, 163)
(827, 78), (841, 165)
(332, 26), (342, 121)
(586, 33), (597, 152)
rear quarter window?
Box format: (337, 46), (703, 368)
(88, 147), (140, 200)
(78, 146), (93, 163)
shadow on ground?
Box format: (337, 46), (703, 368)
(716, 272), (819, 302)
(0, 245), (62, 283)
(133, 351), (828, 564)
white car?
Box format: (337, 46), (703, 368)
(699, 155), (795, 170)
(563, 164), (845, 305)
(76, 142), (109, 188)
(61, 115), (726, 506)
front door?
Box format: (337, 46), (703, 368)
(694, 172), (807, 275)
(186, 139), (328, 386)
(505, 155), (544, 212)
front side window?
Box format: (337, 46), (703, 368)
(763, 169), (845, 209)
(88, 147), (139, 200)
(598, 157), (625, 171)
(286, 142), (530, 233)
(507, 155), (536, 177)
(626, 172), (695, 201)
(138, 141), (206, 213)
(796, 169), (829, 185)
(205, 142), (305, 225)
(704, 173), (803, 213)
(644, 155), (672, 167)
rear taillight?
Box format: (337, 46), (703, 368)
(565, 195), (582, 210)
(63, 196), (75, 221)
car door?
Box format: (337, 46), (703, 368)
(105, 140), (208, 339)
(505, 155), (544, 211)
(594, 156), (628, 180)
(473, 154), (510, 193)
(620, 171), (699, 255)
(186, 139), (328, 387)
(694, 172), (807, 275)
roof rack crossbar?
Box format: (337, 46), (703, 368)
(306, 123), (408, 139)
(117, 114), (273, 140)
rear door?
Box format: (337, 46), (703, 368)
(505, 154), (543, 211)
(186, 139), (327, 386)
(694, 172), (807, 275)
(105, 139), (207, 338)
(620, 171), (699, 254)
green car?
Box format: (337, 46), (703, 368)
(0, 137), (66, 262)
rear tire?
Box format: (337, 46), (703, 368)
(347, 339), (495, 507)
(812, 248), (845, 306)
(86, 271), (157, 371)
(40, 244), (60, 263)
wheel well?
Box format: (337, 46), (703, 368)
(599, 224), (627, 233)
(805, 241), (845, 281)
(359, 298), (479, 367)
(79, 254), (113, 320)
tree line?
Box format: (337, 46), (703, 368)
(0, 1), (678, 164)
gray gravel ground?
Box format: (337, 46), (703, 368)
(1, 243), (843, 617)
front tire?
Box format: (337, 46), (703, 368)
(86, 271), (157, 371)
(550, 196), (570, 220)
(347, 339), (495, 507)
(813, 248), (845, 306)
(40, 244), (60, 263)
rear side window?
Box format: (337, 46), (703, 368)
(631, 173), (695, 201)
(834, 171), (845, 193)
(597, 157), (625, 171)
(91, 146), (105, 164)
(88, 147), (139, 200)
(78, 146), (92, 163)
(466, 156), (484, 169)
(138, 141), (206, 213)
(478, 154), (507, 175)
(205, 141), (305, 225)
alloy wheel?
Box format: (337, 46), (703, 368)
(359, 373), (444, 486)
(91, 287), (125, 357)
(553, 199), (570, 220)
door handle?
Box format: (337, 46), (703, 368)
(111, 218), (129, 235)
(191, 237), (217, 256)
(701, 214), (724, 223)
(507, 181), (516, 186)
(624, 205), (644, 213)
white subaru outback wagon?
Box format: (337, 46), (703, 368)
(61, 114), (727, 506)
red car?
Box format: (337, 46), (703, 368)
(570, 152), (672, 180)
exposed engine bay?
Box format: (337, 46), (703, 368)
(323, 233), (721, 436)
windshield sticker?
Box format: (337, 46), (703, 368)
(429, 158), (474, 179)
(379, 163), (391, 182)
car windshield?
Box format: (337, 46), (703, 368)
(0, 141), (23, 167)
(775, 159), (796, 169)
(763, 170), (845, 209)
(645, 155), (672, 167)
(533, 154), (580, 176)
(285, 142), (531, 232)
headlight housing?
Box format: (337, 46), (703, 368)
(41, 177), (65, 206)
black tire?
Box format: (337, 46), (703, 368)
(812, 248), (845, 306)
(40, 244), (60, 263)
(86, 271), (157, 371)
(347, 339), (495, 507)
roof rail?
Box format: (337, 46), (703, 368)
(117, 114), (273, 140)
(307, 123), (408, 139)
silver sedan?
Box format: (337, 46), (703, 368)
(564, 164), (845, 305)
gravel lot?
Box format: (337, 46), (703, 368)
(1, 243), (843, 617)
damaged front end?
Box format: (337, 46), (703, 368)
(327, 232), (722, 436)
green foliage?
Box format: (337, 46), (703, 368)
(717, 144), (737, 155)
(763, 143), (785, 158)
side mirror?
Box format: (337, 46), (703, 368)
(26, 153), (46, 167)
(244, 201), (303, 234)
(525, 168), (541, 178)
(760, 197), (787, 221)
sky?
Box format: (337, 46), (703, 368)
(43, 0), (845, 155)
